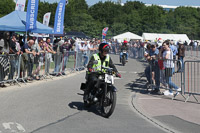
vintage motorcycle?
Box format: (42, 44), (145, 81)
(80, 66), (117, 118)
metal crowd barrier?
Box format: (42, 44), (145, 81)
(44, 51), (76, 77)
(0, 49), (100, 87)
(145, 58), (200, 103)
(0, 54), (11, 85)
(146, 59), (184, 98)
(0, 50), (90, 86)
(74, 50), (97, 71)
(183, 61), (200, 102)
(185, 45), (200, 59)
(110, 44), (145, 59)
(128, 46), (145, 59)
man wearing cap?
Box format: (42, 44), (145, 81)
(145, 43), (161, 94)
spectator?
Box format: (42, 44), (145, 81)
(144, 43), (161, 94)
(177, 41), (185, 72)
(60, 39), (72, 75)
(184, 41), (188, 46)
(8, 33), (20, 80)
(193, 41), (197, 50)
(0, 32), (10, 87)
(133, 41), (138, 58)
(44, 38), (56, 75)
(162, 40), (181, 96)
(158, 46), (167, 87)
(32, 39), (45, 80)
(189, 40), (193, 47)
(144, 43), (151, 59)
(169, 40), (178, 60)
(111, 40), (116, 54)
(53, 38), (63, 76)
(22, 39), (36, 80)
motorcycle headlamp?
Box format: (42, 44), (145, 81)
(98, 75), (103, 80)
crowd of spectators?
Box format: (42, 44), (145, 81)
(0, 32), (103, 87)
(0, 31), (198, 89)
(143, 39), (185, 96)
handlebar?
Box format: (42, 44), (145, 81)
(88, 66), (116, 75)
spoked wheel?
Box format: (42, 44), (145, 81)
(101, 90), (116, 118)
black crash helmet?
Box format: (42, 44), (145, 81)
(99, 43), (110, 53)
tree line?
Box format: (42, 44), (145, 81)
(1, 0), (200, 40)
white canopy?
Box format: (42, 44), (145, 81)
(112, 32), (142, 42)
(142, 33), (190, 42)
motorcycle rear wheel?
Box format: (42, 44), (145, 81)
(122, 56), (126, 66)
(101, 90), (116, 118)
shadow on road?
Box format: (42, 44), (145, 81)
(68, 101), (102, 117)
(114, 63), (123, 66)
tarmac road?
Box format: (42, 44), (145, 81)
(0, 54), (194, 133)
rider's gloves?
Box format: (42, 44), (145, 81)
(116, 72), (121, 78)
(88, 68), (94, 72)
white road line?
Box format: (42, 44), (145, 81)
(139, 98), (162, 100)
(16, 123), (26, 132)
(119, 71), (126, 73)
(129, 72), (138, 74)
(119, 71), (140, 74)
(2, 122), (26, 132)
(2, 122), (13, 130)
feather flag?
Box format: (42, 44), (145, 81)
(102, 27), (109, 39)
(15, 0), (26, 11)
(43, 12), (51, 26)
(26, 0), (39, 31)
(54, 0), (68, 34)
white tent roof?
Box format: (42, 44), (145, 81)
(112, 32), (142, 42)
(142, 33), (190, 42)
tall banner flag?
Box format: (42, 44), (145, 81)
(43, 12), (51, 26)
(102, 27), (109, 39)
(15, 0), (26, 11)
(54, 0), (68, 34)
(26, 0), (39, 31)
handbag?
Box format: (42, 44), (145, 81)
(165, 68), (172, 77)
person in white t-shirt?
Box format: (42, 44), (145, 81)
(162, 40), (181, 96)
(82, 41), (89, 67)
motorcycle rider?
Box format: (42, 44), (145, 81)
(84, 43), (121, 101)
(119, 40), (129, 62)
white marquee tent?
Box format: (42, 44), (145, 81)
(112, 32), (142, 42)
(142, 33), (190, 42)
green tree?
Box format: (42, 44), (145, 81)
(0, 0), (15, 17)
(141, 5), (166, 33)
(172, 7), (200, 39)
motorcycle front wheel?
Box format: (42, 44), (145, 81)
(101, 90), (116, 118)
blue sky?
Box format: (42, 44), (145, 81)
(41, 0), (200, 6)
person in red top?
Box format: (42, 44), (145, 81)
(158, 46), (166, 87)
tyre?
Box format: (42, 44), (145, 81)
(122, 56), (126, 66)
(101, 90), (117, 118)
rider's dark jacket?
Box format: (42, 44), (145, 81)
(120, 44), (129, 52)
